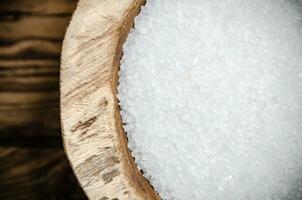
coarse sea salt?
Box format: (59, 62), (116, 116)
(117, 0), (302, 199)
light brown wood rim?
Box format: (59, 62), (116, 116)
(60, 0), (160, 199)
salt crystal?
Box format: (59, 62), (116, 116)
(118, 0), (302, 199)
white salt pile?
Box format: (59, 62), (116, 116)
(118, 0), (302, 199)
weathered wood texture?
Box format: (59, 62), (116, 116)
(0, 143), (86, 200)
(0, 0), (87, 199)
(61, 0), (160, 199)
(0, 0), (75, 135)
(0, 16), (71, 42)
(0, 0), (76, 15)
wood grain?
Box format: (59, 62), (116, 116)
(61, 0), (160, 199)
(0, 146), (86, 200)
(0, 75), (58, 91)
(0, 40), (61, 59)
(0, 62), (60, 131)
(0, 4), (70, 135)
(0, 91), (59, 127)
(0, 0), (76, 15)
(0, 16), (69, 42)
(0, 60), (59, 69)
(0, 0), (87, 199)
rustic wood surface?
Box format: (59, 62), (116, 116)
(0, 0), (76, 15)
(0, 0), (87, 199)
(0, 143), (86, 200)
(61, 0), (160, 199)
(0, 0), (75, 133)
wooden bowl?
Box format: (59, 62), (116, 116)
(60, 0), (160, 199)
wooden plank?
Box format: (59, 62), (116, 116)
(0, 105), (59, 131)
(0, 40), (61, 59)
(0, 91), (59, 129)
(0, 60), (59, 69)
(0, 91), (58, 106)
(0, 91), (59, 138)
(0, 123), (60, 139)
(0, 16), (70, 42)
(0, 1), (86, 199)
(0, 67), (58, 77)
(0, 76), (58, 92)
(0, 59), (59, 91)
(0, 146), (87, 200)
(0, 0), (77, 15)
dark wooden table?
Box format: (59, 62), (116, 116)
(0, 0), (87, 199)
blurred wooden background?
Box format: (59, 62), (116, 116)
(0, 0), (87, 199)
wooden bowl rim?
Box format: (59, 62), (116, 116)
(60, 0), (160, 199)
